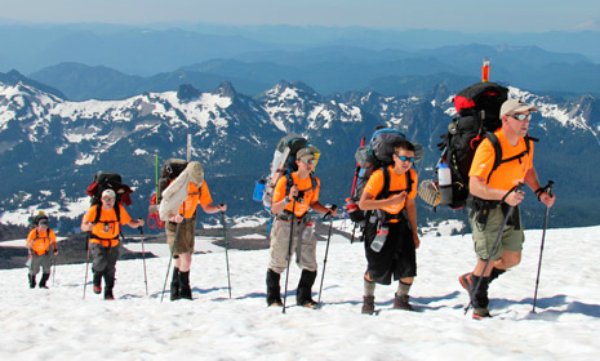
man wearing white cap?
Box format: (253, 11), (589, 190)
(458, 98), (555, 319)
(81, 188), (144, 300)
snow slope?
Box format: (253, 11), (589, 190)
(1, 223), (599, 360)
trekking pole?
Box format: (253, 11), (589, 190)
(464, 184), (523, 314)
(138, 221), (149, 296)
(350, 222), (357, 244)
(317, 205), (337, 307)
(83, 232), (91, 300)
(532, 181), (554, 313)
(52, 252), (57, 287)
(220, 210), (232, 299)
(161, 222), (181, 302)
(282, 200), (297, 314)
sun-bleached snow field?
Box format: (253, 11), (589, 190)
(1, 221), (599, 361)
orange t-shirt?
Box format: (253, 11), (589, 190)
(364, 166), (417, 215)
(84, 204), (132, 247)
(27, 228), (57, 256)
(273, 172), (320, 218)
(469, 129), (534, 191)
(179, 181), (213, 219)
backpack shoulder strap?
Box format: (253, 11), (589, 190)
(379, 166), (391, 200)
(405, 169), (413, 194)
(94, 203), (102, 224)
(485, 132), (503, 184)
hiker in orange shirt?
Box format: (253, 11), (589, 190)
(165, 163), (227, 301)
(266, 148), (337, 308)
(81, 189), (144, 300)
(26, 213), (58, 289)
(359, 140), (420, 314)
(459, 99), (555, 319)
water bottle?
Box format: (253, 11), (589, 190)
(370, 222), (389, 252)
(346, 197), (363, 224)
(302, 219), (315, 241)
(253, 179), (265, 202)
(438, 162), (453, 205)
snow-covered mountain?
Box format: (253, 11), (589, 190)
(0, 79), (599, 232)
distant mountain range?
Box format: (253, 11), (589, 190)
(28, 42), (600, 101)
(1, 75), (599, 233)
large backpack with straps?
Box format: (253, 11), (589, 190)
(260, 134), (320, 211)
(86, 171), (133, 224)
(434, 82), (536, 209)
(157, 158), (189, 203)
(347, 128), (423, 230)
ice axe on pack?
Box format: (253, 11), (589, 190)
(532, 180), (554, 313)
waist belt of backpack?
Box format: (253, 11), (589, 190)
(90, 233), (119, 244)
(468, 196), (520, 230)
(276, 210), (305, 223)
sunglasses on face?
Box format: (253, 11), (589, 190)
(396, 154), (414, 162)
(102, 197), (115, 202)
(301, 159), (315, 165)
(509, 113), (532, 121)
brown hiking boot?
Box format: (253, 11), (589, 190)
(393, 294), (415, 311)
(361, 296), (375, 315)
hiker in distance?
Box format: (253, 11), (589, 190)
(162, 161), (227, 301)
(266, 147), (338, 308)
(459, 99), (556, 319)
(358, 140), (420, 314)
(81, 189), (144, 300)
(26, 212), (58, 289)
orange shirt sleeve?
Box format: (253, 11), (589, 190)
(118, 205), (132, 225)
(26, 229), (36, 247)
(198, 181), (213, 208)
(273, 176), (287, 203)
(364, 169), (384, 198)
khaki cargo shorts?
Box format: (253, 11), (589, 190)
(470, 205), (524, 260)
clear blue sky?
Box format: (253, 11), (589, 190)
(2, 0), (600, 32)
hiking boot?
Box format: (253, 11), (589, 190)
(267, 298), (283, 307)
(266, 269), (281, 306)
(179, 271), (192, 300)
(39, 273), (50, 289)
(459, 272), (473, 297)
(104, 274), (115, 300)
(93, 272), (102, 294)
(28, 274), (37, 289)
(361, 295), (375, 315)
(298, 298), (319, 309)
(472, 307), (492, 320)
(170, 267), (181, 301)
(296, 270), (317, 308)
(393, 294), (415, 311)
(104, 289), (115, 300)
